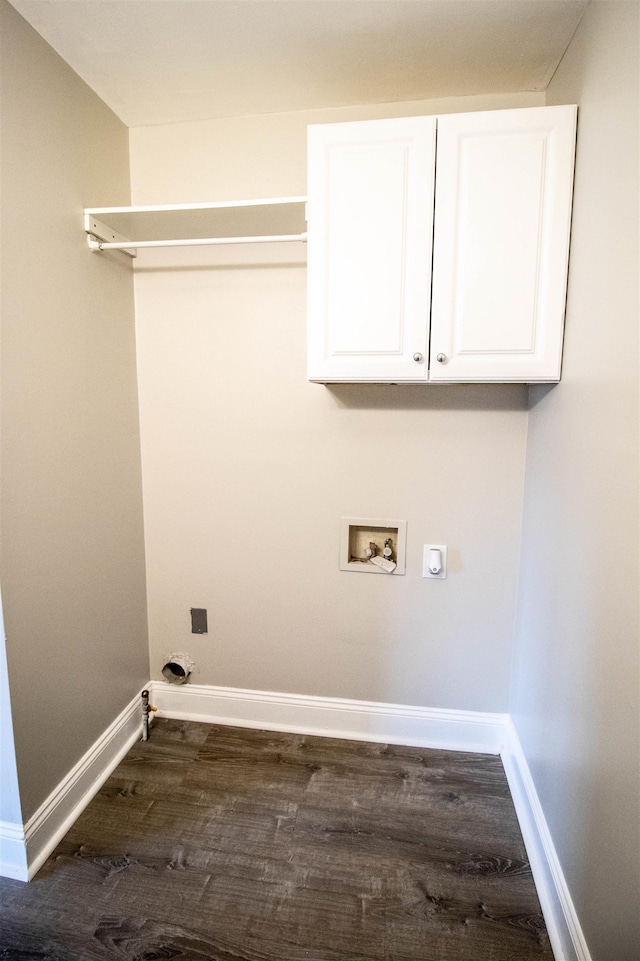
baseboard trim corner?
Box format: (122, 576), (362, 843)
(23, 691), (143, 880)
(0, 819), (28, 881)
(148, 680), (508, 755)
(501, 717), (592, 961)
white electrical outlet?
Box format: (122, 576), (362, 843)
(423, 544), (447, 579)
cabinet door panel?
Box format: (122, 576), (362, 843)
(307, 117), (436, 382)
(327, 143), (407, 353)
(430, 105), (576, 382)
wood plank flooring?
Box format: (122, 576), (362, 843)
(0, 719), (554, 960)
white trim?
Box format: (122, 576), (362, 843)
(148, 681), (508, 755)
(501, 717), (592, 961)
(0, 593), (27, 881)
(0, 819), (28, 881)
(22, 692), (143, 880)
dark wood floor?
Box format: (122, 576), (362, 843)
(0, 719), (553, 961)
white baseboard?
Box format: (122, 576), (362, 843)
(501, 717), (592, 961)
(148, 680), (508, 754)
(0, 819), (28, 882)
(19, 691), (143, 880)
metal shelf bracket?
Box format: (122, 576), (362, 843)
(85, 214), (136, 257)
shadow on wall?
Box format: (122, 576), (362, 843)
(527, 384), (556, 410)
(325, 383), (530, 413)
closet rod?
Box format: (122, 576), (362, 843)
(88, 231), (307, 252)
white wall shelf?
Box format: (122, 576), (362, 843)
(84, 196), (308, 255)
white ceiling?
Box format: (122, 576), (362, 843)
(8, 0), (588, 128)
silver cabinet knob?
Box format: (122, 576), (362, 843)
(436, 353), (448, 364)
(412, 352), (424, 363)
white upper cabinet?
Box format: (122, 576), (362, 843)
(307, 105), (577, 384)
(307, 116), (436, 383)
(430, 105), (577, 382)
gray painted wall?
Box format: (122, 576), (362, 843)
(0, 0), (149, 821)
(129, 93), (542, 714)
(510, 3), (640, 959)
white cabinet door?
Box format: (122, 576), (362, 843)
(307, 116), (436, 383)
(429, 105), (577, 383)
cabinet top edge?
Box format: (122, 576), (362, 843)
(307, 104), (578, 133)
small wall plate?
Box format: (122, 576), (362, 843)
(340, 517), (407, 574)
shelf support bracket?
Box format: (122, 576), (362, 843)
(84, 214), (137, 258)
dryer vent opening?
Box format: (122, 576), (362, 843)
(161, 652), (194, 684)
